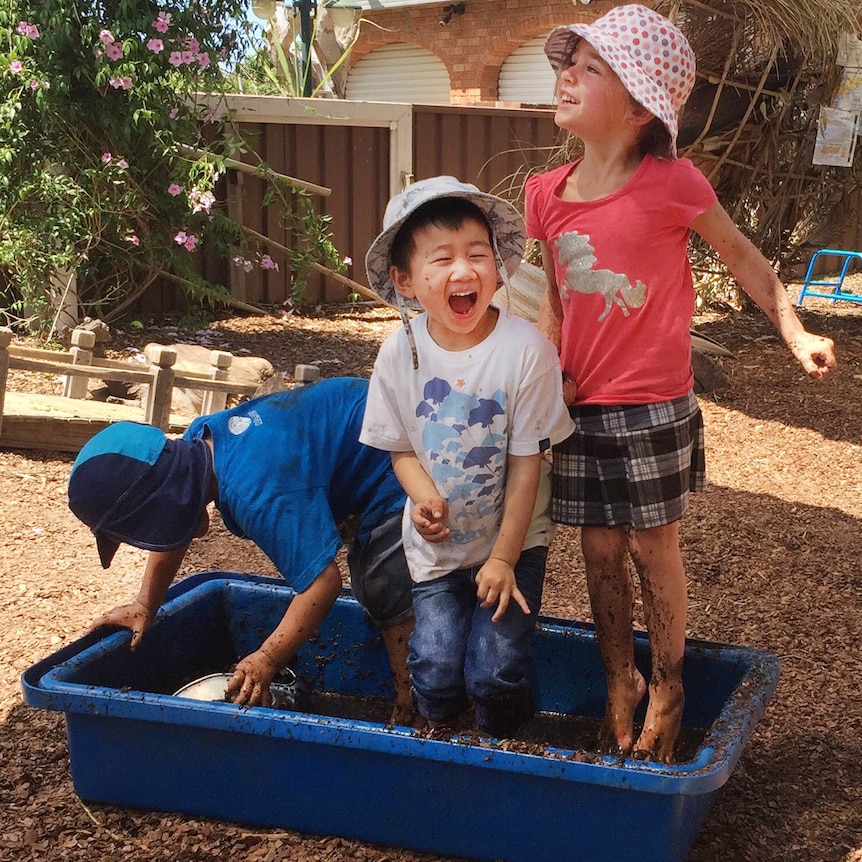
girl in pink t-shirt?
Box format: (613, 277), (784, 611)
(526, 4), (835, 763)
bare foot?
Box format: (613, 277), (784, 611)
(633, 680), (684, 764)
(598, 669), (647, 755)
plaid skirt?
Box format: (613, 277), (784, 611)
(551, 390), (706, 529)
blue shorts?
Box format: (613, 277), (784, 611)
(346, 510), (413, 628)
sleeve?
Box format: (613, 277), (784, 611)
(507, 326), (574, 457)
(524, 173), (548, 242)
(258, 497), (342, 593)
(359, 332), (414, 452)
(668, 159), (718, 227)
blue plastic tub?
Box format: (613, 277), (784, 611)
(21, 572), (779, 862)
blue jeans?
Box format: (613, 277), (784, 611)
(408, 546), (546, 737)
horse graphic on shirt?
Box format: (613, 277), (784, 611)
(556, 232), (646, 322)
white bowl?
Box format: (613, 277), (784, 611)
(172, 672), (233, 702)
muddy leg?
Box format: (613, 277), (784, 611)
(582, 526), (646, 755)
(380, 616), (417, 726)
(629, 521), (687, 763)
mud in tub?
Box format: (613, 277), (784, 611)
(22, 572), (779, 862)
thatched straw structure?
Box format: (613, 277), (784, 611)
(542, 0), (862, 303)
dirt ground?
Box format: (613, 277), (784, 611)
(1, 293), (861, 862)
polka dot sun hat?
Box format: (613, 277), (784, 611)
(544, 4), (696, 156)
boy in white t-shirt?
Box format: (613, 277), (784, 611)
(360, 176), (574, 737)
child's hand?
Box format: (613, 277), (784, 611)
(476, 558), (531, 622)
(787, 332), (837, 379)
(88, 599), (155, 650)
(562, 374), (578, 406)
(226, 650), (280, 707)
(411, 496), (450, 543)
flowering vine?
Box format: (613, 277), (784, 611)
(0, 0), (343, 330)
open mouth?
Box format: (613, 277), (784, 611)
(448, 291), (477, 315)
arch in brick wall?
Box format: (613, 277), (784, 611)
(475, 11), (597, 101)
(345, 42), (450, 103)
(349, 31), (447, 70)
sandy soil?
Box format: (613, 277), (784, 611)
(1, 295), (860, 862)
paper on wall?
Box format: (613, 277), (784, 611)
(832, 67), (862, 113)
(837, 31), (862, 68)
(812, 105), (860, 167)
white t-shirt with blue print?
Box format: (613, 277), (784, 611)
(360, 311), (574, 583)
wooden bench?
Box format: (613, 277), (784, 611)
(0, 326), (261, 453)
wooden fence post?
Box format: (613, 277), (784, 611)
(201, 350), (232, 416)
(0, 327), (12, 440)
(62, 328), (96, 399)
(144, 345), (177, 431)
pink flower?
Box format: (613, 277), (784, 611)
(17, 22), (39, 38)
(168, 51), (183, 67)
(125, 234), (140, 246)
(102, 152), (112, 163)
(30, 78), (39, 90)
(168, 183), (183, 197)
(181, 51), (194, 65)
(153, 12), (172, 33)
(197, 53), (211, 69)
(169, 107), (179, 119)
(261, 255), (279, 271)
(109, 76), (122, 88)
(184, 235), (198, 251)
(146, 38), (164, 54)
(9, 60), (23, 74)
(116, 159), (129, 169)
(174, 231), (188, 244)
(106, 41), (124, 61)
(186, 37), (200, 54)
(99, 29), (115, 45)
(190, 189), (215, 214)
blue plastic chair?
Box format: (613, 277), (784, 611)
(795, 248), (862, 307)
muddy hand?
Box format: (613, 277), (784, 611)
(788, 332), (836, 379)
(227, 650), (280, 707)
(88, 600), (155, 650)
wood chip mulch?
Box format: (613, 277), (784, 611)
(1, 296), (860, 862)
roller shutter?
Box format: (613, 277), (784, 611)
(346, 43), (451, 103)
(498, 36), (556, 106)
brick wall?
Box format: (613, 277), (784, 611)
(351, 0), (618, 104)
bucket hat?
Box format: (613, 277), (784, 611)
(68, 422), (213, 568)
(365, 175), (525, 312)
(544, 4), (695, 155)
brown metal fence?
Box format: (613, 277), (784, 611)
(140, 101), (562, 314)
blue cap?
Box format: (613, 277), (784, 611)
(68, 422), (213, 568)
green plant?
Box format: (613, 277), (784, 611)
(0, 0), (343, 332)
(230, 6), (359, 99)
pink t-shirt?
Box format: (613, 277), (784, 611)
(525, 156), (717, 405)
